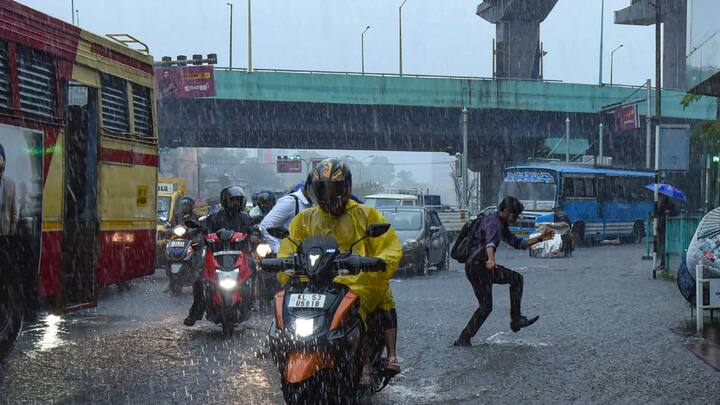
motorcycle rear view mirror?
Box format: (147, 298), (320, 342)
(366, 223), (391, 238)
(267, 226), (299, 248)
(185, 219), (201, 229)
(267, 227), (290, 240)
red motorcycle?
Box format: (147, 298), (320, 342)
(201, 228), (256, 337)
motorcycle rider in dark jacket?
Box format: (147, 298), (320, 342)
(184, 186), (254, 326)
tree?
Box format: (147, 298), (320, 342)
(449, 163), (481, 212)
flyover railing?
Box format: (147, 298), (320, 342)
(212, 66), (567, 82)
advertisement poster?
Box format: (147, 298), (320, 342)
(154, 66), (216, 99)
(0, 123), (43, 288)
(614, 104), (640, 132)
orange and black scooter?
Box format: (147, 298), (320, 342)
(261, 224), (395, 404)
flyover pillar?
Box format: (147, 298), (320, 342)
(476, 0), (559, 79)
(614, 0), (687, 89)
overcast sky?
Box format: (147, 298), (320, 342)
(15, 0), (661, 201)
(19, 0), (656, 85)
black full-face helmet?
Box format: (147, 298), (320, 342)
(309, 158), (352, 217)
(220, 186), (246, 215)
(255, 190), (276, 214)
(179, 196), (195, 215)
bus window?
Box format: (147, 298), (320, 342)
(101, 73), (130, 135)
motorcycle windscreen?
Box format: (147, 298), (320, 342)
(0, 124), (44, 314)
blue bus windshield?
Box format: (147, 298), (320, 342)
(499, 171), (557, 211)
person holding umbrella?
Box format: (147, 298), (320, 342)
(646, 183), (685, 271)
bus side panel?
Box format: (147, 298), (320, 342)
(38, 231), (62, 299)
(39, 131), (64, 300)
(96, 154), (157, 286)
(96, 229), (155, 287)
(563, 199), (604, 239)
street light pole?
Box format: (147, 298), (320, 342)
(610, 44), (623, 85)
(462, 107), (469, 210)
(75, 9), (80, 27)
(247, 0), (253, 72)
(71, 0), (75, 25)
(653, 0), (662, 273)
(227, 3), (233, 69)
(565, 117), (571, 163)
(399, 0), (408, 76)
(361, 26), (370, 75)
(598, 0), (605, 85)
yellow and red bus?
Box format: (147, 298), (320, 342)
(0, 1), (158, 357)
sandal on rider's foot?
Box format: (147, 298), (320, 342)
(382, 357), (401, 376)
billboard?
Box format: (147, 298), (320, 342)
(154, 66), (216, 99)
(614, 104), (639, 132)
(659, 124), (690, 172)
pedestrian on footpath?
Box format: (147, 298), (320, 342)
(453, 196), (553, 346)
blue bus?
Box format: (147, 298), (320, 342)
(499, 165), (655, 245)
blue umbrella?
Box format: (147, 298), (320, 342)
(645, 183), (686, 202)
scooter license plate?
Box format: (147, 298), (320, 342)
(170, 263), (183, 274)
(287, 294), (326, 308)
(170, 240), (185, 248)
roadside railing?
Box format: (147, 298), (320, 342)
(664, 214), (702, 266)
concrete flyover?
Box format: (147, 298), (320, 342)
(158, 69), (716, 205)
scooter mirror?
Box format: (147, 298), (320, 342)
(267, 227), (290, 240)
(366, 223), (391, 238)
(185, 219), (201, 229)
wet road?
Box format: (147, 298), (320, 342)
(2, 244), (719, 404)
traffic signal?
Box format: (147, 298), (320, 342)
(713, 156), (720, 163)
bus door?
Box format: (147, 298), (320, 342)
(61, 84), (99, 309)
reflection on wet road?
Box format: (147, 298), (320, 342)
(1, 244), (719, 403)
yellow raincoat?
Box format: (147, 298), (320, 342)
(278, 200), (402, 322)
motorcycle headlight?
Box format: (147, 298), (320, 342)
(173, 226), (187, 237)
(216, 269), (240, 290)
(256, 243), (272, 258)
(294, 318), (314, 337)
(403, 239), (419, 250)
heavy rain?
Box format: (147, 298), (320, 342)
(1, 0), (720, 404)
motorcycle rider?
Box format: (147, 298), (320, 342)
(168, 196), (202, 279)
(171, 196), (198, 227)
(278, 159), (403, 374)
(261, 174), (313, 254)
(184, 186), (254, 326)
(249, 190), (277, 224)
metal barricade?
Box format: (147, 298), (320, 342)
(664, 214), (701, 266)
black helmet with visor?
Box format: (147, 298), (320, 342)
(309, 158), (352, 217)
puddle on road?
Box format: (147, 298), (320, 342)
(485, 331), (550, 348)
(672, 320), (720, 371)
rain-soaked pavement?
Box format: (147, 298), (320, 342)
(2, 243), (719, 404)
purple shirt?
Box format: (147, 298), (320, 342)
(472, 213), (528, 254)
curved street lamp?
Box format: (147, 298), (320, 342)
(610, 44), (623, 86)
(361, 26), (371, 75)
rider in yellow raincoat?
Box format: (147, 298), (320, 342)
(278, 158), (402, 373)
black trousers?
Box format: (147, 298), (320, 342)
(459, 259), (523, 341)
(188, 278), (206, 320)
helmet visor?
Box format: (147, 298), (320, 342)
(312, 181), (348, 216)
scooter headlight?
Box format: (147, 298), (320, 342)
(294, 318), (314, 337)
(256, 243), (272, 258)
(216, 269), (240, 290)
(173, 226), (187, 237)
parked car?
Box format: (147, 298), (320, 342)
(379, 207), (450, 276)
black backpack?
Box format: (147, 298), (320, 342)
(450, 214), (484, 264)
